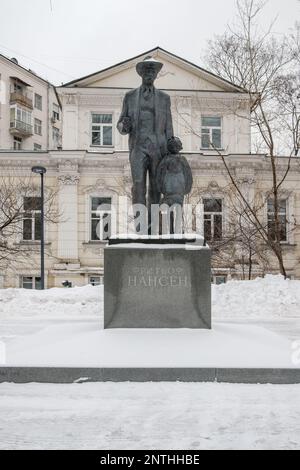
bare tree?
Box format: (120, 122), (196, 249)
(202, 0), (300, 277)
(225, 187), (272, 279)
(0, 174), (59, 272)
(187, 181), (272, 280)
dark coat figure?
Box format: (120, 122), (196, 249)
(117, 56), (174, 212)
(156, 137), (193, 207)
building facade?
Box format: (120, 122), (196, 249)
(0, 48), (299, 289)
(0, 54), (62, 151)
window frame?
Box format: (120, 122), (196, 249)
(52, 103), (60, 121)
(22, 196), (42, 242)
(34, 118), (42, 136)
(201, 116), (223, 150)
(34, 93), (43, 111)
(13, 136), (22, 150)
(267, 198), (288, 243)
(211, 274), (227, 285)
(203, 198), (223, 242)
(88, 275), (104, 286)
(90, 196), (112, 241)
(10, 105), (32, 132)
(21, 275), (42, 290)
(90, 112), (113, 147)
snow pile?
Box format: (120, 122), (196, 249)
(213, 275), (300, 319)
(0, 285), (102, 319)
(0, 275), (299, 320)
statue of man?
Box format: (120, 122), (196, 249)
(117, 56), (174, 232)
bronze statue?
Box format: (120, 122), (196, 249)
(156, 137), (193, 207)
(117, 56), (173, 230)
(156, 137), (193, 234)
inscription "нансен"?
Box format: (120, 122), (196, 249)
(128, 267), (189, 288)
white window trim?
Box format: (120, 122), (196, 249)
(202, 196), (225, 241)
(34, 118), (42, 136)
(34, 93), (43, 111)
(10, 105), (32, 134)
(88, 275), (104, 286)
(18, 192), (49, 244)
(89, 196), (113, 242)
(22, 198), (42, 242)
(200, 115), (223, 150)
(267, 196), (289, 245)
(84, 191), (118, 243)
(19, 273), (48, 289)
(211, 274), (227, 285)
(90, 111), (115, 148)
(53, 103), (60, 121)
(13, 136), (22, 150)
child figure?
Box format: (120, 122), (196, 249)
(156, 136), (193, 207)
(156, 137), (193, 234)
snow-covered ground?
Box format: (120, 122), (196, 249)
(0, 382), (300, 450)
(0, 275), (299, 368)
(6, 322), (298, 368)
(0, 276), (300, 449)
(1, 275), (299, 322)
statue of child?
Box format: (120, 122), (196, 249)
(156, 137), (193, 207)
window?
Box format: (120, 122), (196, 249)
(34, 94), (42, 111)
(201, 116), (222, 149)
(204, 198), (223, 241)
(90, 197), (112, 241)
(267, 199), (287, 242)
(34, 143), (42, 151)
(89, 276), (103, 286)
(91, 113), (113, 146)
(52, 103), (60, 121)
(10, 106), (32, 133)
(211, 275), (227, 285)
(34, 118), (42, 135)
(52, 127), (60, 147)
(13, 136), (22, 150)
(21, 276), (42, 290)
(23, 197), (42, 241)
(13, 80), (24, 94)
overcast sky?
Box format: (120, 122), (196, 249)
(0, 0), (299, 85)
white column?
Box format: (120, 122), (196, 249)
(57, 174), (80, 260)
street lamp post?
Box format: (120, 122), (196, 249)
(31, 166), (47, 290)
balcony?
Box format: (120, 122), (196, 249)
(10, 91), (33, 109)
(10, 119), (33, 137)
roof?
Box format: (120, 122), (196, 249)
(0, 53), (62, 109)
(62, 46), (247, 93)
(0, 53), (55, 87)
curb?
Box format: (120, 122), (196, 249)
(1, 367), (300, 384)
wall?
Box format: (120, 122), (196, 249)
(0, 150), (299, 289)
(0, 56), (61, 151)
(59, 88), (251, 154)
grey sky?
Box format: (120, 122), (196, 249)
(0, 0), (299, 85)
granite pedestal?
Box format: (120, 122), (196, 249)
(104, 240), (211, 329)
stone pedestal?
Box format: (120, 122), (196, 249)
(104, 241), (211, 329)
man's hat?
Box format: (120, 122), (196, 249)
(136, 56), (163, 76)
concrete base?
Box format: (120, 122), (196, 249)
(104, 242), (211, 329)
(1, 367), (300, 384)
